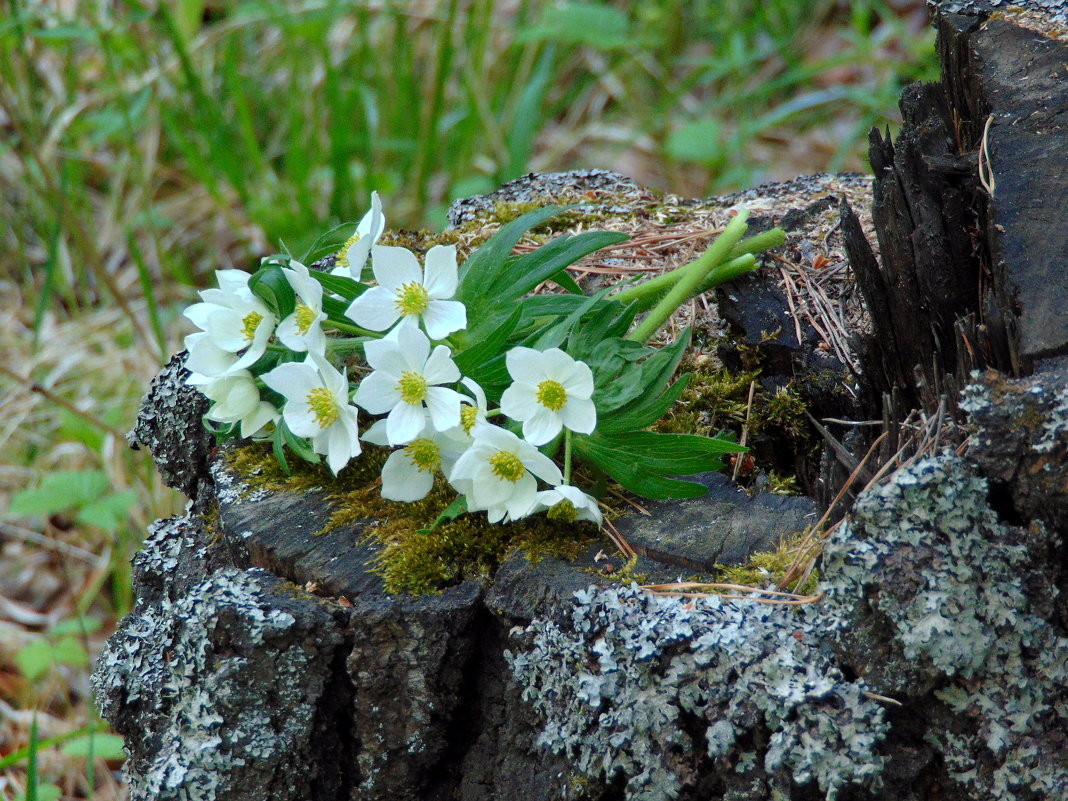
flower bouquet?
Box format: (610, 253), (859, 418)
(183, 194), (784, 531)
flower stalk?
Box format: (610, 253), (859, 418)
(626, 209), (752, 344)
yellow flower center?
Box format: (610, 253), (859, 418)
(335, 232), (361, 269)
(395, 281), (430, 317)
(460, 405), (479, 435)
(536, 379), (568, 412)
(241, 311), (264, 342)
(405, 438), (442, 473)
(295, 303), (318, 334)
(489, 450), (525, 483)
(306, 387), (339, 428)
(546, 498), (578, 523)
(396, 371), (429, 404)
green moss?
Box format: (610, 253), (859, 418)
(377, 228), (463, 256)
(655, 366), (758, 437)
(224, 442), (598, 596)
(716, 532), (819, 596)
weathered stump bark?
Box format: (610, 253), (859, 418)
(94, 3), (1068, 799)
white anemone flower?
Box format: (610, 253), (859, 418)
(184, 332), (239, 383)
(198, 370), (280, 439)
(261, 352), (361, 474)
(449, 424), (563, 523)
(345, 244), (467, 340)
(277, 260), (327, 355)
(332, 191), (385, 278)
(529, 485), (603, 527)
(353, 325), (462, 445)
(499, 347), (596, 446)
(184, 270), (276, 372)
(362, 414), (471, 502)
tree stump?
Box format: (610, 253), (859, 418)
(94, 4), (1068, 799)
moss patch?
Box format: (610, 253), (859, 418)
(224, 443), (598, 595)
(716, 531), (820, 596)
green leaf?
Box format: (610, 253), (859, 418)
(279, 419), (320, 465)
(60, 732), (126, 761)
(666, 119), (725, 164)
(14, 641), (54, 681)
(248, 264), (296, 319)
(9, 470), (109, 517)
(16, 783), (61, 801)
(308, 269), (368, 302)
(597, 374), (691, 433)
(574, 429), (745, 500)
(417, 495), (467, 534)
(454, 306), (523, 378)
(76, 490), (138, 532)
(272, 422), (292, 476)
(488, 231), (627, 301)
(519, 3), (631, 50)
(50, 636), (90, 668)
(456, 206), (567, 308)
(50, 617), (102, 637)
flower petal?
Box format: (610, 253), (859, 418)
(422, 345), (460, 385)
(371, 245), (422, 290)
(560, 396), (597, 434)
(346, 286), (401, 332)
(522, 446), (563, 485)
(360, 418), (391, 446)
(422, 245), (458, 298)
(522, 407), (562, 446)
(353, 371), (400, 414)
(422, 300), (467, 340)
(386, 401), (427, 445)
(424, 386), (462, 431)
(500, 382), (540, 421)
(261, 362), (319, 402)
(380, 450), (435, 502)
(505, 347), (548, 383)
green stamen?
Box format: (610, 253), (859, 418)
(546, 499), (578, 523)
(306, 387), (339, 428)
(405, 438), (442, 473)
(295, 303), (317, 334)
(396, 371), (429, 404)
(489, 450), (525, 483)
(536, 379), (568, 411)
(395, 281), (430, 316)
(241, 311), (264, 342)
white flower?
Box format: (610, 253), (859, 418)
(197, 370), (280, 439)
(449, 424), (563, 523)
(353, 325), (463, 445)
(184, 270), (276, 373)
(261, 352), (361, 474)
(345, 244), (467, 340)
(529, 485), (603, 527)
(332, 191), (385, 278)
(499, 347), (596, 446)
(184, 332), (239, 383)
(362, 414), (471, 502)
(276, 260), (327, 355)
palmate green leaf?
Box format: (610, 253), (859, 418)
(456, 205), (566, 306)
(574, 430), (745, 500)
(597, 373), (691, 434)
(488, 230), (627, 300)
(248, 264), (296, 319)
(454, 306), (523, 381)
(587, 329), (689, 416)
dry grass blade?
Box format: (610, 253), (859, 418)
(642, 581), (824, 605)
(602, 515), (636, 559)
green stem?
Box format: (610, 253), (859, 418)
(626, 210), (752, 343)
(563, 430), (573, 484)
(326, 318), (381, 337)
(613, 226), (785, 309)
